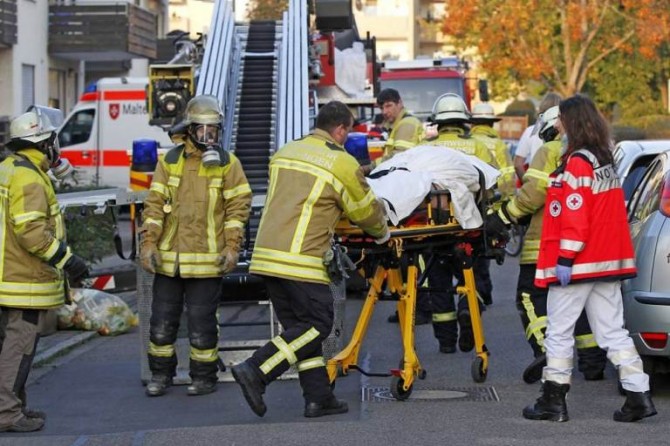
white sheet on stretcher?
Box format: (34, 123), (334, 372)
(367, 145), (501, 229)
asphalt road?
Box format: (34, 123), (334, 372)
(3, 256), (668, 446)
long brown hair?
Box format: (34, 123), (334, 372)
(559, 95), (613, 165)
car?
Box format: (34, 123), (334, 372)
(613, 140), (670, 202)
(622, 148), (670, 376)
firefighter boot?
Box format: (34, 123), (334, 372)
(23, 408), (46, 420)
(304, 396), (349, 418)
(522, 354), (547, 384)
(613, 390), (657, 422)
(457, 308), (474, 352)
(187, 379), (217, 396)
(145, 375), (173, 397)
(231, 361), (267, 417)
(0, 415), (45, 433)
(522, 381), (570, 422)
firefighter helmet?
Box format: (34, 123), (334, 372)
(9, 106), (63, 144)
(471, 103), (501, 122)
(431, 93), (470, 123)
(538, 105), (560, 143)
(183, 95), (223, 126)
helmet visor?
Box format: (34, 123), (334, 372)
(193, 124), (221, 145)
(27, 105), (64, 132)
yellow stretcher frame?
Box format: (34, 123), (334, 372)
(327, 207), (491, 401)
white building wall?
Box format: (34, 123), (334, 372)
(169, 0), (216, 37)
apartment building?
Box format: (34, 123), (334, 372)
(0, 0), (167, 143)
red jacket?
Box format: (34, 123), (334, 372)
(535, 149), (637, 288)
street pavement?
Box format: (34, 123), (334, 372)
(1, 256), (668, 446)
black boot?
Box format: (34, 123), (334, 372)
(231, 361), (267, 417)
(613, 390), (657, 422)
(145, 375), (173, 397)
(187, 379), (217, 396)
(457, 309), (474, 352)
(522, 380), (570, 422)
(522, 354), (547, 384)
(304, 396), (349, 418)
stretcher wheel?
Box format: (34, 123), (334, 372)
(418, 369), (427, 380)
(471, 356), (487, 383)
(390, 375), (412, 401)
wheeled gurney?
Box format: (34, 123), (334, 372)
(327, 189), (505, 400)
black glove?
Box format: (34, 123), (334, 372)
(64, 254), (89, 283)
(485, 211), (510, 241)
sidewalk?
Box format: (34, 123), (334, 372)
(34, 291), (137, 368)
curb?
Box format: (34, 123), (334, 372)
(33, 331), (99, 368)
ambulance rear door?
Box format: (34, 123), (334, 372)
(58, 94), (101, 186)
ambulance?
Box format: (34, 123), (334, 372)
(57, 77), (173, 189)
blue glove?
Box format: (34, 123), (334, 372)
(556, 265), (572, 287)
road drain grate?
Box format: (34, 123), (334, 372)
(361, 385), (499, 403)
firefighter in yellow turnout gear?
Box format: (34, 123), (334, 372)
(0, 106), (89, 432)
(231, 101), (388, 418)
(419, 94), (498, 353)
(486, 106), (606, 383)
(141, 95), (252, 397)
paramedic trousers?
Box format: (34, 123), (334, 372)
(247, 277), (335, 404)
(148, 273), (222, 383)
(516, 264), (606, 376)
(543, 280), (649, 392)
(428, 255), (482, 349)
(0, 308), (43, 428)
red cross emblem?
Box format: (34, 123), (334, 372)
(109, 103), (120, 120)
(566, 193), (583, 210)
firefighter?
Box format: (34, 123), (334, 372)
(470, 102), (515, 201)
(486, 105), (607, 384)
(359, 88), (431, 325)
(361, 88), (424, 173)
(231, 101), (389, 418)
(0, 106), (89, 432)
(140, 95), (252, 397)
(419, 93), (497, 353)
(524, 95), (656, 423)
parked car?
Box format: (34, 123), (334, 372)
(613, 140), (670, 202)
(622, 149), (670, 375)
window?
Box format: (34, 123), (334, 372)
(628, 158), (664, 223)
(21, 64), (35, 112)
(58, 109), (95, 147)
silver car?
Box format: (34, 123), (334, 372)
(622, 148), (670, 375)
(614, 140), (670, 202)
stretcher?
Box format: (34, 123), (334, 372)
(327, 190), (505, 400)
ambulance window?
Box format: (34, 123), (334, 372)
(59, 110), (95, 146)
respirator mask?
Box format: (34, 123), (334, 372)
(190, 124), (222, 167)
(43, 132), (73, 180)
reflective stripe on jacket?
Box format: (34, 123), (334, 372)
(0, 149), (67, 308)
(250, 129), (388, 284)
(535, 149), (637, 287)
(471, 125), (515, 199)
(421, 126), (498, 168)
(375, 110), (423, 165)
(505, 140), (562, 264)
(142, 142), (252, 278)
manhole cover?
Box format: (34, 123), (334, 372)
(362, 385), (499, 403)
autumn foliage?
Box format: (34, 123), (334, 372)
(442, 0), (670, 97)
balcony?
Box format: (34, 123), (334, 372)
(0, 0), (17, 47)
(49, 3), (157, 61)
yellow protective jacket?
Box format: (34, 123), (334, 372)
(250, 129), (388, 284)
(421, 126), (498, 168)
(141, 141), (252, 278)
(375, 109), (423, 165)
(504, 140), (562, 265)
(471, 125), (515, 199)
(0, 149), (70, 308)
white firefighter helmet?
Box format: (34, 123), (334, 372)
(9, 106), (64, 144)
(431, 93), (470, 122)
(471, 102), (501, 122)
(537, 105), (560, 142)
(183, 95), (223, 126)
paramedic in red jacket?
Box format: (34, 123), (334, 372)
(523, 95), (656, 423)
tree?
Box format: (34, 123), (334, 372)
(247, 0), (288, 21)
(442, 0), (670, 98)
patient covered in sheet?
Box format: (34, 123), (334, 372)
(366, 145), (500, 229)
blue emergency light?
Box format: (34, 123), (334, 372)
(132, 139), (158, 172)
(344, 132), (370, 166)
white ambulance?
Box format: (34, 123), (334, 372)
(57, 77), (173, 189)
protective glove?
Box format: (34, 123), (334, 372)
(485, 211), (510, 241)
(359, 163), (374, 176)
(217, 246), (239, 274)
(63, 254), (89, 283)
(374, 225), (391, 245)
(140, 244), (162, 274)
(556, 265), (572, 287)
